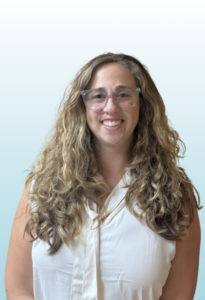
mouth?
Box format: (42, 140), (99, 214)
(101, 119), (124, 127)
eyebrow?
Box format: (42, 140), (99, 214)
(90, 85), (134, 91)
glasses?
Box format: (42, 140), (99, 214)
(80, 87), (141, 110)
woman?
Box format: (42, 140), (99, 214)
(5, 53), (202, 300)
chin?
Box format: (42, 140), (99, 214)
(103, 138), (125, 147)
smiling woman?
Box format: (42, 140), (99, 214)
(85, 63), (140, 159)
(5, 53), (202, 300)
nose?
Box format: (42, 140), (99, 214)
(103, 95), (120, 113)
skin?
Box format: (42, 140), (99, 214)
(159, 202), (201, 300)
(5, 182), (34, 300)
(86, 63), (140, 189)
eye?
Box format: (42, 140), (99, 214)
(87, 91), (106, 102)
(92, 93), (104, 99)
(116, 91), (131, 100)
(118, 92), (130, 98)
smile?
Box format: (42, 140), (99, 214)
(102, 120), (123, 127)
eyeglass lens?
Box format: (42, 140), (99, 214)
(84, 88), (138, 110)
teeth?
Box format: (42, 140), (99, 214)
(103, 120), (122, 127)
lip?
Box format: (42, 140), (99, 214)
(101, 118), (124, 122)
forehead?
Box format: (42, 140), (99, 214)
(88, 63), (136, 89)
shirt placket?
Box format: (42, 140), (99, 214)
(82, 217), (99, 300)
(70, 207), (99, 300)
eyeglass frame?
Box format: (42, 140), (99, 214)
(80, 87), (141, 110)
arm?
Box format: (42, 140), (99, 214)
(5, 183), (34, 300)
(159, 202), (201, 300)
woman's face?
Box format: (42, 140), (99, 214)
(86, 63), (140, 150)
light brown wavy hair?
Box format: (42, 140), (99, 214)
(25, 52), (202, 255)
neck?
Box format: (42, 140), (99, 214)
(94, 139), (132, 190)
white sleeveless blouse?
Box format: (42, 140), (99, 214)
(32, 172), (176, 300)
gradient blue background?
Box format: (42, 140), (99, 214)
(1, 0), (204, 298)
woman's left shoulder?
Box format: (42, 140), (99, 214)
(160, 202), (201, 300)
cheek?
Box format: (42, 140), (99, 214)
(86, 110), (98, 129)
(129, 107), (139, 130)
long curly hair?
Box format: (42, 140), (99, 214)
(25, 52), (202, 255)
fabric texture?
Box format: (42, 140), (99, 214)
(32, 171), (176, 300)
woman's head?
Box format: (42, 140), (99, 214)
(62, 53), (167, 156)
(84, 63), (140, 152)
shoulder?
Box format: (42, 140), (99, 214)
(160, 200), (201, 300)
(5, 181), (34, 299)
